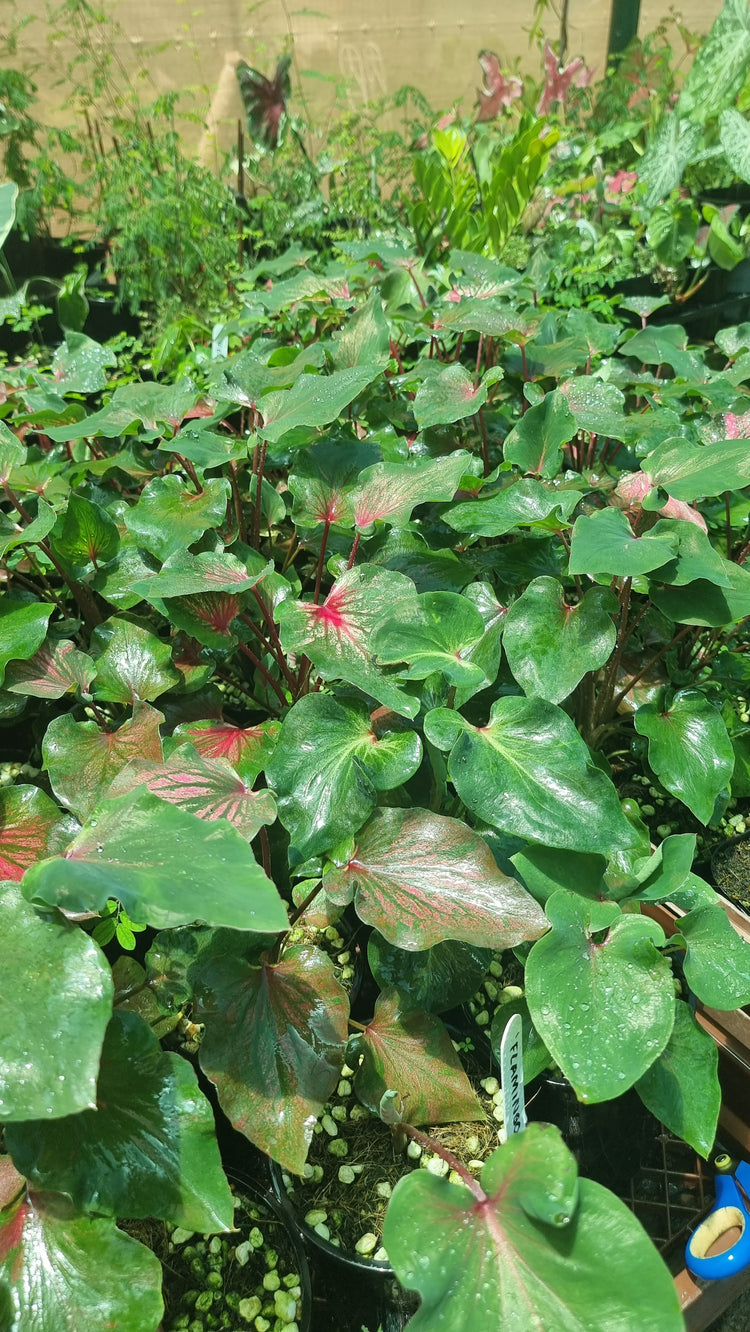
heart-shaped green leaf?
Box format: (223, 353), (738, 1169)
(635, 999), (719, 1157)
(323, 807), (547, 950)
(568, 507), (677, 577)
(372, 591), (488, 686)
(259, 364), (381, 442)
(413, 363), (493, 429)
(124, 475), (230, 561)
(352, 452), (473, 530)
(383, 1124), (684, 1332)
(130, 548), (272, 600)
(503, 578), (616, 704)
(354, 990), (482, 1123)
(503, 389), (576, 477)
(367, 933), (492, 1012)
(287, 438), (380, 531)
(5, 1009), (234, 1231)
(47, 377), (200, 440)
(634, 689), (735, 823)
(193, 938), (349, 1174)
(331, 289), (391, 370)
(0, 599), (53, 686)
(651, 561), (750, 626)
(22, 789), (287, 933)
(680, 903), (750, 1008)
(91, 616), (181, 703)
(643, 437), (750, 501)
(444, 478), (584, 537)
(0, 1192), (163, 1330)
(52, 493), (120, 569)
(525, 892), (675, 1101)
(424, 700), (644, 860)
(266, 694), (421, 858)
(43, 702), (164, 821)
(0, 882), (113, 1121)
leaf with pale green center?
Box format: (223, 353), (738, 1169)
(503, 579), (616, 704)
(332, 289), (391, 370)
(503, 390), (576, 478)
(323, 806), (547, 951)
(444, 479), (584, 537)
(259, 364), (382, 443)
(568, 507), (677, 577)
(0, 786), (70, 882)
(43, 702), (164, 821)
(635, 1000), (719, 1157)
(720, 107), (750, 183)
(642, 436), (750, 501)
(90, 617), (180, 703)
(0, 600), (53, 686)
(4, 638), (96, 699)
(525, 892), (674, 1102)
(5, 1009), (233, 1231)
(0, 1192), (163, 1331)
(413, 363), (498, 429)
(372, 591), (487, 686)
(367, 933), (492, 1012)
(276, 566), (420, 718)
(123, 475), (230, 561)
(680, 904), (750, 1009)
(453, 580), (506, 707)
(383, 1124), (684, 1332)
(351, 452), (473, 529)
(0, 882), (113, 1121)
(623, 325), (706, 381)
(47, 377), (200, 441)
(634, 690), (734, 823)
(50, 333), (117, 394)
(22, 789), (287, 933)
(170, 719), (279, 782)
(157, 427), (248, 469)
(424, 700), (645, 861)
(651, 561), (750, 626)
(559, 378), (631, 440)
(130, 548), (272, 600)
(266, 693), (421, 858)
(109, 744), (277, 842)
(51, 493), (120, 569)
(354, 990), (481, 1123)
(192, 937), (349, 1174)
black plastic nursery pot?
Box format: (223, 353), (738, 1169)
(525, 1074), (655, 1194)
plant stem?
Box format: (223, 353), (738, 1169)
(476, 408), (490, 477)
(593, 577), (631, 728)
(608, 624), (694, 716)
(346, 531), (361, 570)
(228, 461), (247, 543)
(258, 826), (272, 879)
(287, 879), (323, 926)
(313, 519), (332, 603)
(252, 438), (267, 549)
(237, 639), (287, 707)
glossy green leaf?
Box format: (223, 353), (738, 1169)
(559, 378), (631, 441)
(259, 364), (381, 442)
(720, 107), (750, 183)
(651, 561), (750, 626)
(511, 845), (607, 904)
(372, 591), (487, 686)
(4, 638), (96, 699)
(266, 693), (421, 858)
(635, 1000), (719, 1157)
(643, 437), (750, 501)
(0, 1192), (163, 1331)
(52, 493), (120, 569)
(47, 378), (200, 441)
(0, 882), (113, 1121)
(503, 579), (616, 704)
(130, 548), (272, 600)
(413, 363), (497, 429)
(5, 1009), (233, 1231)
(43, 702), (164, 821)
(23, 789), (287, 933)
(50, 333), (117, 395)
(109, 744), (277, 842)
(0, 422), (25, 483)
(91, 616), (180, 703)
(383, 1124), (683, 1332)
(503, 390), (576, 478)
(323, 806), (547, 950)
(287, 438), (379, 530)
(157, 427), (248, 469)
(623, 324), (706, 381)
(0, 181), (18, 249)
(194, 937), (349, 1174)
(650, 519), (731, 588)
(0, 786), (70, 882)
(680, 903), (750, 1009)
(444, 478), (584, 537)
(332, 289), (391, 370)
(161, 590), (242, 648)
(424, 700), (644, 860)
(0, 497), (57, 557)
(354, 990), (482, 1123)
(634, 690), (735, 823)
(525, 892), (674, 1102)
(0, 600), (54, 686)
(647, 200), (699, 266)
(170, 719), (279, 782)
(276, 566), (420, 718)
(367, 933), (492, 1012)
(123, 475), (230, 561)
(352, 452), (473, 530)
(568, 507), (677, 577)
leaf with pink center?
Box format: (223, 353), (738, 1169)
(170, 719), (280, 781)
(276, 566), (420, 718)
(323, 806), (547, 951)
(258, 364), (382, 443)
(353, 990), (482, 1124)
(109, 744), (276, 841)
(192, 938), (349, 1173)
(0, 785), (68, 882)
(42, 702), (164, 821)
(288, 439), (380, 532)
(130, 549), (273, 600)
(4, 638), (96, 699)
(351, 451), (475, 529)
(413, 365), (500, 430)
(162, 592), (242, 648)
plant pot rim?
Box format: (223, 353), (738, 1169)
(267, 1156), (396, 1277)
(220, 1167), (314, 1332)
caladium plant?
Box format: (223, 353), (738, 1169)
(0, 227), (749, 1332)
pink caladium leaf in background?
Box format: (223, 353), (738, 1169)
(476, 51), (523, 121)
(236, 55), (291, 150)
(537, 41), (594, 115)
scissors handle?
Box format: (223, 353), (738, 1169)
(686, 1172), (750, 1280)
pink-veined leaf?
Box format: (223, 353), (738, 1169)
(323, 806), (547, 950)
(109, 744), (277, 841)
(354, 989), (482, 1124)
(162, 591), (242, 648)
(170, 719), (280, 781)
(0, 785), (68, 882)
(351, 451), (474, 529)
(236, 55), (291, 149)
(476, 50), (523, 120)
(4, 638), (96, 698)
(130, 549), (273, 601)
(42, 701), (165, 821)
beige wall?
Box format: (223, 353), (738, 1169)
(6, 0), (727, 163)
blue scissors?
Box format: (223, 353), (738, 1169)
(685, 1153), (750, 1281)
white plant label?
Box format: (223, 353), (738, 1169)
(500, 1011), (526, 1138)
